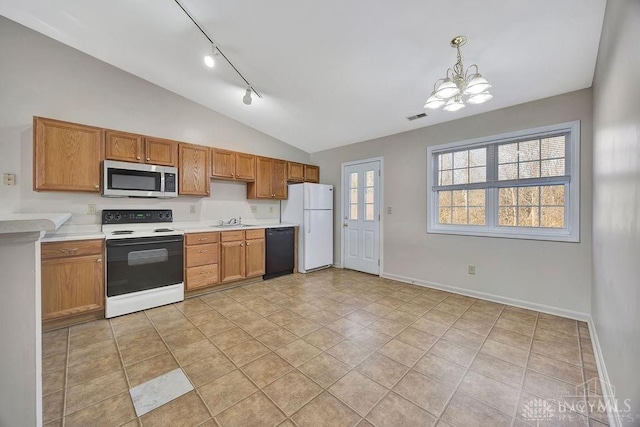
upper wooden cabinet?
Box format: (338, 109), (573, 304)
(179, 143), (210, 197)
(287, 162), (305, 182)
(34, 117), (104, 192)
(247, 157), (287, 200)
(105, 130), (177, 167)
(211, 149), (256, 181)
(304, 164), (320, 183)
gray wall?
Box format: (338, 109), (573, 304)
(592, 0), (640, 422)
(311, 89), (593, 316)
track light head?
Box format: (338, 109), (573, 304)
(243, 88), (252, 105)
(204, 45), (218, 68)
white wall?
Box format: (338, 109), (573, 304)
(311, 89), (593, 316)
(0, 16), (310, 224)
(592, 0), (640, 422)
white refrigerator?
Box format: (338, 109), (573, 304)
(281, 183), (333, 273)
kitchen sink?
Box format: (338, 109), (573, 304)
(210, 224), (251, 228)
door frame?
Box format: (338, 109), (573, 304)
(340, 156), (384, 277)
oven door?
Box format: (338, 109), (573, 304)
(106, 235), (184, 297)
(103, 160), (165, 198)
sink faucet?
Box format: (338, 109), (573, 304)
(227, 217), (241, 225)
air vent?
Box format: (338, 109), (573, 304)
(406, 113), (427, 121)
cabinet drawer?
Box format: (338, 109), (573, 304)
(186, 243), (218, 268)
(221, 230), (245, 242)
(245, 228), (265, 240)
(186, 264), (219, 290)
(185, 232), (219, 245)
(42, 239), (103, 259)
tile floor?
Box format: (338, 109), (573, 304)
(42, 268), (609, 426)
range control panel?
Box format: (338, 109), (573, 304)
(102, 209), (173, 225)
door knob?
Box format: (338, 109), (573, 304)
(343, 223), (348, 227)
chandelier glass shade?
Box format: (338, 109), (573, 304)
(424, 36), (492, 111)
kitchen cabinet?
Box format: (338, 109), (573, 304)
(179, 143), (210, 196)
(33, 117), (104, 192)
(211, 149), (256, 181)
(287, 162), (305, 182)
(247, 157), (287, 200)
(220, 229), (265, 283)
(41, 239), (104, 322)
(105, 130), (178, 167)
(304, 164), (320, 183)
(184, 232), (220, 290)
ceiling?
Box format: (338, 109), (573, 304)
(0, 0), (606, 153)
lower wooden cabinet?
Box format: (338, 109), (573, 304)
(184, 232), (219, 290)
(41, 239), (104, 321)
(220, 229), (265, 283)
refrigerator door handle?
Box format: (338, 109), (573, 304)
(308, 210), (312, 234)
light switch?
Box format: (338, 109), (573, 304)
(3, 173), (16, 186)
(387, 207), (392, 214)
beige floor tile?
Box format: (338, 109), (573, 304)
(69, 320), (114, 348)
(216, 391), (285, 427)
(268, 309), (303, 326)
(299, 353), (351, 388)
(442, 327), (486, 351)
(523, 370), (579, 400)
(242, 352), (294, 387)
(582, 351), (597, 371)
(67, 338), (118, 367)
(531, 338), (582, 366)
(423, 309), (460, 326)
(458, 370), (519, 416)
(303, 309), (341, 325)
(153, 318), (196, 336)
(67, 353), (122, 386)
(256, 327), (299, 350)
(427, 339), (476, 367)
(397, 302), (432, 316)
(43, 352), (67, 374)
(326, 318), (365, 337)
(120, 337), (168, 367)
(241, 318), (279, 336)
(500, 309), (538, 326)
(43, 418), (62, 427)
(362, 302), (394, 317)
(537, 317), (578, 336)
(444, 295), (475, 309)
(367, 318), (405, 337)
(413, 353), (466, 388)
(65, 392), (136, 427)
(42, 329), (68, 357)
(488, 327), (533, 350)
(355, 353), (408, 389)
(367, 392), (437, 427)
(481, 339), (529, 367)
(395, 327), (438, 351)
(495, 317), (535, 337)
(115, 328), (161, 351)
(470, 352), (525, 388)
(43, 368), (65, 396)
(411, 317), (450, 336)
(187, 308), (226, 326)
(393, 370), (454, 416)
(453, 318), (493, 337)
(344, 309), (380, 326)
(348, 328), (392, 350)
(528, 352), (584, 385)
(198, 369), (258, 414)
(442, 391), (512, 427)
(326, 339), (374, 367)
(283, 317), (322, 337)
(43, 390), (64, 424)
(383, 309), (421, 326)
(303, 327), (346, 350)
(468, 300), (505, 316)
(264, 371), (323, 415)
(140, 390), (211, 426)
(199, 318), (236, 337)
(224, 338), (271, 366)
(65, 369), (128, 415)
(292, 391), (361, 427)
(535, 327), (580, 348)
(328, 371), (387, 416)
(378, 338), (424, 367)
(276, 339), (322, 367)
(210, 327), (252, 350)
(125, 352), (178, 388)
(182, 348), (235, 386)
(172, 339), (220, 366)
(290, 302), (322, 317)
(226, 309), (263, 326)
(460, 309), (499, 326)
(163, 326), (207, 350)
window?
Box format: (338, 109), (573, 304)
(427, 121), (580, 242)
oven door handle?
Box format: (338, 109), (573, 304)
(106, 237), (184, 247)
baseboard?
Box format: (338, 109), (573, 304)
(587, 316), (621, 427)
(381, 272), (590, 322)
(332, 263), (343, 269)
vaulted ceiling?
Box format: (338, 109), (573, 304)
(0, 0), (606, 152)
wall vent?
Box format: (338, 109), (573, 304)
(406, 112), (427, 121)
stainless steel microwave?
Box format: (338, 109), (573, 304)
(103, 160), (178, 198)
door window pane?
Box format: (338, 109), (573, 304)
(365, 170), (375, 221)
(349, 172), (358, 220)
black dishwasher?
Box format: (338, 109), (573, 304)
(264, 227), (295, 280)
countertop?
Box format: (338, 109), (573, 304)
(41, 221), (298, 242)
(0, 213), (71, 235)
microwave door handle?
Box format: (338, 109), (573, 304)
(160, 168), (165, 194)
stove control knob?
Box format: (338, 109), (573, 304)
(114, 213), (121, 221)
(158, 213), (165, 220)
(105, 213), (113, 222)
(166, 212), (172, 221)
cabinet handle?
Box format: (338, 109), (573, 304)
(240, 243), (244, 246)
(136, 156), (141, 160)
(199, 271), (206, 275)
(236, 173), (239, 178)
(198, 250), (208, 253)
(198, 238), (208, 241)
(96, 258), (102, 263)
(146, 157), (150, 161)
(94, 184), (99, 189)
(60, 248), (79, 254)
(246, 242), (250, 246)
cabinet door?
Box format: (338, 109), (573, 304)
(105, 130), (143, 163)
(304, 165), (320, 183)
(272, 159), (288, 199)
(245, 238), (265, 278)
(145, 137), (178, 166)
(34, 117), (104, 192)
(235, 153), (256, 181)
(179, 143), (210, 196)
(41, 254), (104, 321)
(220, 241), (245, 283)
(186, 264), (219, 290)
(250, 157), (273, 199)
(211, 148), (236, 179)
(287, 162), (305, 182)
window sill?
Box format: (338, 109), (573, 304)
(427, 225), (579, 243)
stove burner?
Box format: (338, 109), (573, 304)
(112, 230), (134, 235)
(154, 228), (174, 233)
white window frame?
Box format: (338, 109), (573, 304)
(426, 121), (580, 242)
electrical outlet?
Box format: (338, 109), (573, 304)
(3, 173), (16, 186)
(468, 265), (476, 275)
(190, 205), (196, 214)
(87, 204), (96, 215)
(387, 207), (392, 214)
(250, 205), (258, 214)
(269, 206), (274, 213)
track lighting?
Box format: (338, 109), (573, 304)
(203, 45), (218, 68)
(243, 88), (252, 105)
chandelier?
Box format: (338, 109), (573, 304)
(424, 36), (492, 112)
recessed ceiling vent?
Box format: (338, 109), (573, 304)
(406, 112), (427, 121)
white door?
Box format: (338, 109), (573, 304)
(343, 160), (381, 275)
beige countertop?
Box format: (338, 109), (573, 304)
(173, 221), (298, 234)
(0, 213), (71, 235)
